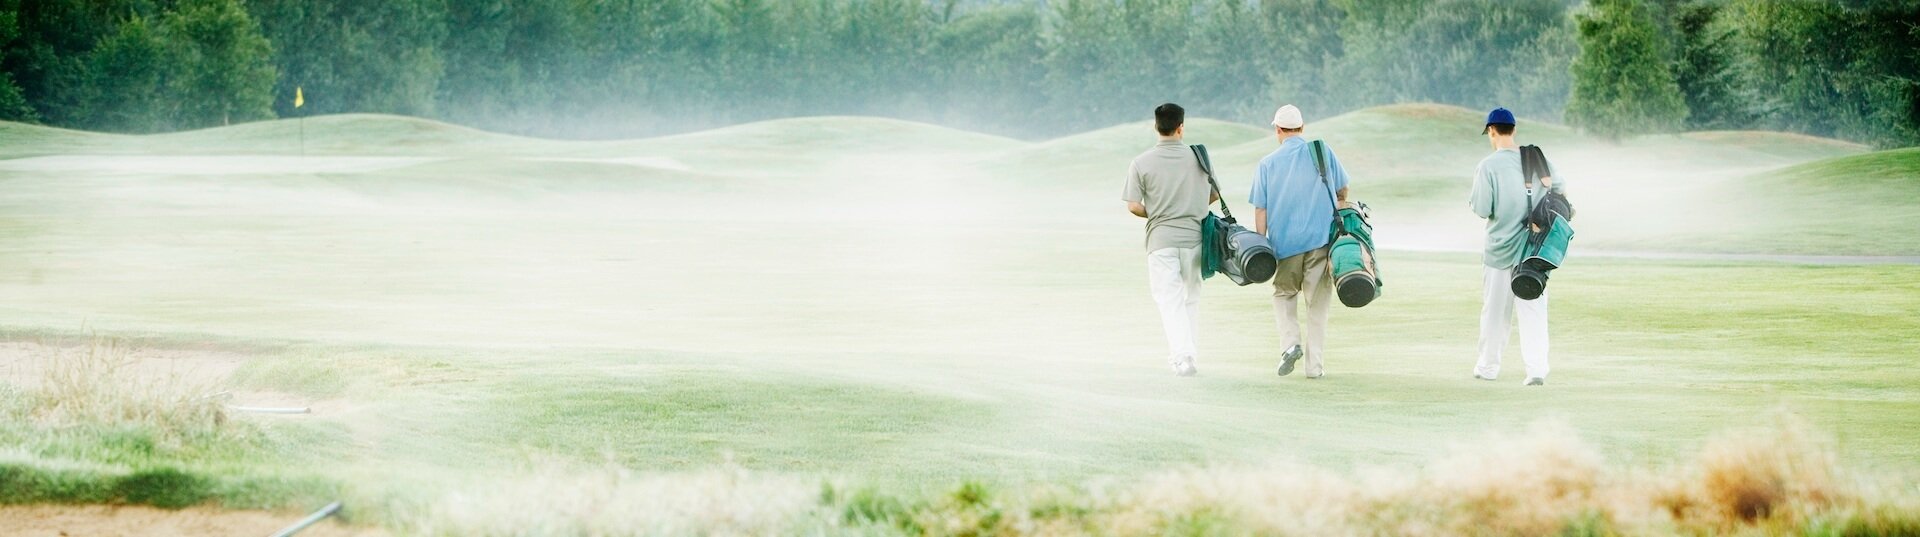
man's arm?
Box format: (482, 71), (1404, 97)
(1123, 161), (1148, 218)
(1254, 207), (1267, 235)
(1329, 148), (1353, 205)
(1469, 165), (1495, 219)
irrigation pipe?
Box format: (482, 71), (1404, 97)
(268, 501), (342, 537)
(227, 405), (311, 414)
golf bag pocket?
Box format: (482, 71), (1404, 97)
(1328, 204), (1381, 308)
(1201, 214), (1276, 286)
(1511, 215), (1573, 300)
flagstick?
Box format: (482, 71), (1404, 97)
(299, 113), (305, 158)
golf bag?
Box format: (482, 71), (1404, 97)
(1511, 145), (1574, 300)
(1193, 145), (1277, 286)
(1311, 140), (1382, 308)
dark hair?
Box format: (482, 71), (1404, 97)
(1154, 103), (1184, 136)
(1489, 123), (1515, 135)
(1279, 126), (1304, 134)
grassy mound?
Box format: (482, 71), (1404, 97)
(1680, 130), (1868, 162)
(141, 114), (552, 156)
(619, 115), (1026, 155)
(0, 115), (549, 158)
(986, 118), (1270, 186)
(0, 121), (125, 159)
(1715, 147), (1920, 254)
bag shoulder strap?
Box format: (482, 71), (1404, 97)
(1519, 144), (1547, 209)
(1310, 140), (1343, 232)
(1191, 144), (1233, 223)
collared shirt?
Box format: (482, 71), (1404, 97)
(1249, 136), (1350, 259)
(1470, 147), (1566, 268)
(1123, 138), (1212, 252)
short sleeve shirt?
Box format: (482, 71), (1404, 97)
(1123, 139), (1211, 252)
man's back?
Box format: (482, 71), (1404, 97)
(1123, 139), (1210, 252)
(1250, 137), (1348, 259)
(1471, 148), (1565, 268)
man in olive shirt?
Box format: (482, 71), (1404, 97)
(1469, 108), (1565, 386)
(1123, 103), (1216, 376)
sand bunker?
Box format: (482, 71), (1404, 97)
(0, 504), (382, 537)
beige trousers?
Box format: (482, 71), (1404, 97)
(1271, 246), (1332, 376)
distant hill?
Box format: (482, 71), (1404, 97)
(0, 114), (551, 158)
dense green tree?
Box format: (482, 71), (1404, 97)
(79, 15), (170, 131)
(1257, 0), (1344, 116)
(927, 6), (1045, 131)
(1720, 0), (1919, 147)
(2, 0), (164, 125)
(1497, 15), (1577, 122)
(1182, 0), (1275, 124)
(161, 0), (277, 127)
(1666, 2), (1751, 130)
(1567, 0), (1688, 140)
(0, 2), (37, 122)
(437, 0), (583, 135)
(2, 0), (1916, 146)
(247, 0), (448, 118)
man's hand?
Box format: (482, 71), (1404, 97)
(1127, 201), (1148, 218)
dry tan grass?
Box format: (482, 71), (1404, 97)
(408, 463), (819, 537)
(15, 338), (230, 438)
(805, 417), (1916, 537)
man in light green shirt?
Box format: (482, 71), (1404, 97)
(1468, 108), (1563, 386)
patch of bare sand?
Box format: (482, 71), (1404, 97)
(0, 341), (248, 390)
(0, 505), (384, 537)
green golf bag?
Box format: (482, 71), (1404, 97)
(1310, 140), (1382, 308)
(1193, 145), (1277, 286)
(1511, 145), (1574, 301)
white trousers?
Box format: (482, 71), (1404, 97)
(1146, 247), (1202, 361)
(1475, 266), (1549, 380)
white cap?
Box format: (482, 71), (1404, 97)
(1271, 105), (1304, 129)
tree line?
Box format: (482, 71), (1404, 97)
(1, 0), (1915, 147)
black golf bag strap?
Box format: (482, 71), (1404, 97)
(1520, 145), (1550, 210)
(1309, 140), (1344, 234)
(1191, 144), (1234, 223)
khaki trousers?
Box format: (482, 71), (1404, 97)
(1271, 246), (1332, 376)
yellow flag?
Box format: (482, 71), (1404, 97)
(295, 86), (305, 108)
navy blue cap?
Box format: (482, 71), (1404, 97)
(1482, 107), (1516, 134)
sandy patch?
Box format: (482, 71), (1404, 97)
(0, 504), (383, 537)
(0, 155), (438, 175)
(0, 342), (248, 391)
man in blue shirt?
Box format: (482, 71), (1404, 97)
(1249, 105), (1350, 378)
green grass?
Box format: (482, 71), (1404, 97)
(0, 109), (1916, 533)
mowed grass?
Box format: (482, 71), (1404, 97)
(0, 108), (1917, 534)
